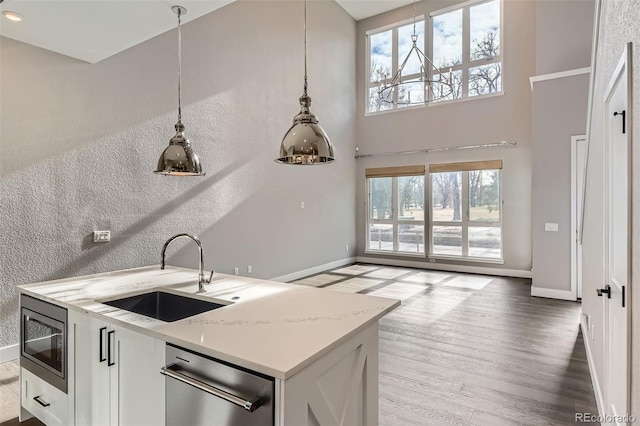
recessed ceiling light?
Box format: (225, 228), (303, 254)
(2, 11), (23, 22)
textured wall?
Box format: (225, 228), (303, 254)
(354, 0), (535, 273)
(531, 74), (589, 292)
(581, 0), (640, 416)
(0, 0), (357, 348)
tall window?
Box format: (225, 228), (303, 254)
(367, 166), (425, 254)
(429, 161), (502, 260)
(366, 17), (426, 113)
(430, 0), (502, 102)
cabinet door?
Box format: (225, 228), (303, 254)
(114, 325), (165, 426)
(71, 311), (111, 426)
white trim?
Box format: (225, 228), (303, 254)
(365, 15), (425, 36)
(428, 254), (504, 265)
(580, 0), (602, 244)
(530, 286), (576, 301)
(581, 320), (605, 417)
(427, 91), (504, 108)
(571, 135), (587, 301)
(0, 344), (19, 363)
(430, 0), (492, 17)
(357, 256), (531, 278)
(270, 257), (357, 283)
(529, 67), (591, 91)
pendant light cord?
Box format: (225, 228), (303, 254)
(412, 0), (416, 37)
(303, 0), (308, 96)
(177, 7), (183, 123)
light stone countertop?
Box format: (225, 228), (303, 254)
(17, 265), (400, 380)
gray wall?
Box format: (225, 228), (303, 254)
(535, 0), (595, 75)
(0, 0), (357, 349)
(581, 0), (640, 416)
(529, 0), (593, 293)
(354, 0), (536, 273)
(531, 74), (589, 292)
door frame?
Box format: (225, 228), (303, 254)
(602, 41), (632, 422)
(571, 135), (587, 300)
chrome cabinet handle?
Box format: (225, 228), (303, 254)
(33, 395), (50, 407)
(160, 364), (264, 412)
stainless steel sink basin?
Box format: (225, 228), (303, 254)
(102, 291), (225, 322)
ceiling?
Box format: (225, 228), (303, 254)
(0, 0), (413, 64)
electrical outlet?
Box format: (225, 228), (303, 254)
(247, 265), (252, 274)
(234, 267), (239, 276)
(345, 245), (349, 252)
(429, 258), (435, 263)
(301, 201), (305, 209)
(93, 231), (110, 243)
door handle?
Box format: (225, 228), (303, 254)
(107, 330), (115, 366)
(99, 327), (107, 362)
(596, 285), (611, 299)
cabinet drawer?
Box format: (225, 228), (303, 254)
(21, 367), (68, 426)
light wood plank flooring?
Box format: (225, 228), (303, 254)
(1, 263), (597, 426)
(292, 263), (598, 426)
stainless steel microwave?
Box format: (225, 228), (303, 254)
(20, 294), (67, 393)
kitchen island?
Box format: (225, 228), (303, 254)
(17, 265), (400, 426)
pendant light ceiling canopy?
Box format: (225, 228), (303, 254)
(377, 0), (453, 106)
(276, 0), (334, 165)
(155, 5), (205, 176)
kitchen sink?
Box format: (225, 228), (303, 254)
(102, 291), (226, 322)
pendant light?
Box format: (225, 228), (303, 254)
(276, 0), (334, 165)
(377, 0), (453, 106)
(155, 5), (205, 176)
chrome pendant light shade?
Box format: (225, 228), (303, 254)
(155, 5), (205, 176)
(155, 121), (203, 175)
(276, 0), (334, 165)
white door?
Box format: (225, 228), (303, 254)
(602, 43), (631, 424)
(572, 135), (587, 299)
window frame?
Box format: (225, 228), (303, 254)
(428, 161), (503, 263)
(366, 166), (426, 256)
(429, 0), (504, 104)
(365, 15), (427, 115)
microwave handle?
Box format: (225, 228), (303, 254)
(99, 327), (107, 363)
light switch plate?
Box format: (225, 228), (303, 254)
(544, 223), (559, 232)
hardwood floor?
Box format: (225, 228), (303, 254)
(0, 263), (597, 426)
(293, 264), (598, 426)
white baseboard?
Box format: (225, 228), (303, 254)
(271, 257), (357, 283)
(581, 320), (605, 417)
(356, 256), (532, 278)
(0, 344), (19, 363)
(531, 286), (576, 301)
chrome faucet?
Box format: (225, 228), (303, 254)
(161, 233), (213, 293)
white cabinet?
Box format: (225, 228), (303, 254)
(70, 310), (165, 426)
(21, 368), (68, 426)
(276, 323), (379, 426)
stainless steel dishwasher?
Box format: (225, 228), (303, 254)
(162, 344), (274, 426)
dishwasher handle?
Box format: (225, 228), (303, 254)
(160, 364), (264, 413)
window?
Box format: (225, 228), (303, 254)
(429, 161), (502, 260)
(430, 0), (502, 102)
(366, 166), (425, 254)
(366, 17), (426, 113)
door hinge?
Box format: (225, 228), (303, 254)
(622, 285), (626, 308)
